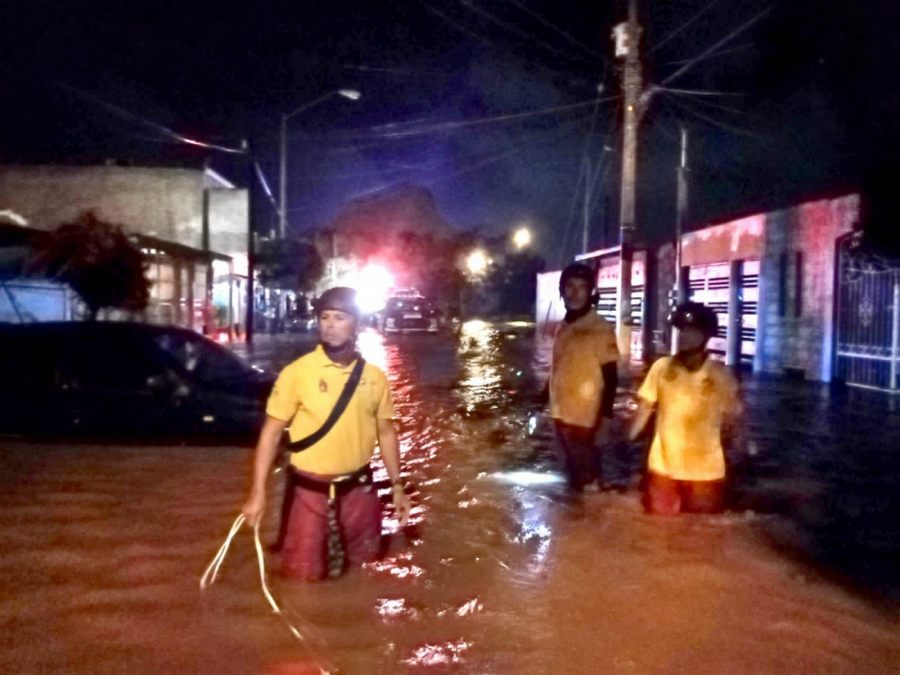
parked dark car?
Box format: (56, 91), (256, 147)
(378, 291), (439, 334)
(0, 322), (273, 441)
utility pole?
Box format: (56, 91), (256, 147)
(675, 125), (689, 300)
(613, 0), (642, 358)
(582, 157), (591, 254)
(278, 114), (288, 239)
(671, 126), (689, 353)
(244, 139), (256, 345)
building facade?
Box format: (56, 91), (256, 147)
(0, 164), (248, 336)
(553, 194), (861, 384)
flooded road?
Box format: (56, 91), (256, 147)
(1, 322), (898, 673)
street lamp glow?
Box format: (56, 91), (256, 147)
(466, 249), (489, 275)
(513, 227), (532, 249)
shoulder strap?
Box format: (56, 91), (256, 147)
(288, 356), (367, 452)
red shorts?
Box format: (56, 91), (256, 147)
(280, 471), (382, 580)
(643, 472), (725, 515)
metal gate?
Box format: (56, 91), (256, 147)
(835, 233), (900, 392)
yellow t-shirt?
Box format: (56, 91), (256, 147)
(638, 356), (739, 481)
(266, 345), (395, 475)
(550, 312), (620, 428)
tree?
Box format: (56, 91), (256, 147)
(256, 237), (324, 291)
(29, 211), (149, 320)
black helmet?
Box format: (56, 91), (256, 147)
(559, 262), (596, 297)
(670, 301), (718, 338)
(315, 287), (360, 318)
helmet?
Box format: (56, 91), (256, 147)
(315, 287), (360, 318)
(670, 301), (718, 338)
(558, 262), (597, 299)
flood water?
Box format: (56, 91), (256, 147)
(1, 322), (898, 673)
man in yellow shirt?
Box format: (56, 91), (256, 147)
(541, 262), (620, 492)
(629, 302), (742, 514)
(242, 287), (411, 580)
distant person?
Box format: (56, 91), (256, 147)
(538, 262), (619, 492)
(242, 287), (411, 580)
(628, 302), (743, 515)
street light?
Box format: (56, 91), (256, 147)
(278, 89), (361, 238)
(512, 227), (532, 250)
(466, 249), (489, 276)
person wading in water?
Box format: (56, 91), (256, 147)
(242, 287), (411, 579)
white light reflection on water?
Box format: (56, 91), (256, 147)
(492, 470), (566, 487)
(402, 639), (472, 667)
(375, 598), (421, 622)
(364, 551), (425, 579)
(458, 320), (502, 410)
(356, 327), (387, 371)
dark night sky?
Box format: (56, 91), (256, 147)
(2, 1), (897, 264)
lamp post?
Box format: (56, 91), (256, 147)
(278, 89), (361, 239)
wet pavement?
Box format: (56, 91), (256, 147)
(1, 322), (898, 673)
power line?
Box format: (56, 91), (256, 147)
(655, 86), (746, 97)
(499, 0), (606, 60)
(665, 94), (769, 139)
(315, 95), (619, 142)
(456, 0), (596, 66)
(660, 5), (773, 87)
(661, 42), (753, 66)
(652, 0), (723, 53)
(420, 2), (497, 48)
(55, 79), (246, 155)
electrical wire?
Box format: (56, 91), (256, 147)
(660, 5), (773, 87)
(55, 79), (246, 154)
(499, 0), (606, 60)
(420, 2), (498, 47)
(655, 86), (746, 97)
(652, 0), (723, 53)
(661, 42), (753, 66)
(456, 0), (597, 65)
(665, 93), (770, 139)
(318, 95), (619, 142)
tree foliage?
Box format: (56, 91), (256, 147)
(29, 211), (149, 319)
(256, 237), (325, 291)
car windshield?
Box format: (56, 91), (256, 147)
(153, 332), (249, 386)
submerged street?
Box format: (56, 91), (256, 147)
(1, 322), (898, 674)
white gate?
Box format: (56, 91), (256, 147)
(835, 233), (900, 392)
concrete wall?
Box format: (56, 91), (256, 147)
(207, 187), (248, 258)
(755, 195), (859, 381)
(0, 166), (207, 248)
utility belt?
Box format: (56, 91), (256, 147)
(286, 464), (373, 501)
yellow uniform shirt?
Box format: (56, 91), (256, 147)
(266, 345), (395, 475)
(638, 356), (739, 481)
(550, 312), (620, 428)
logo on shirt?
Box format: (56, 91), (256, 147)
(319, 378), (328, 393)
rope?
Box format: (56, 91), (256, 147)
(199, 514), (312, 647)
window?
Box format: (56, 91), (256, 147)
(778, 253), (788, 317)
(153, 332), (248, 387)
(64, 335), (168, 391)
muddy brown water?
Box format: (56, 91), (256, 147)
(1, 322), (897, 673)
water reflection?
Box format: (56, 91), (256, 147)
(402, 639), (472, 667)
(458, 320), (503, 412)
